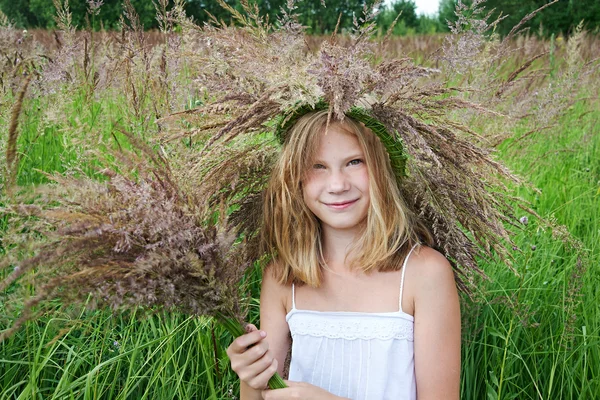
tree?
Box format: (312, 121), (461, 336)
(378, 0), (419, 35)
(172, 0), (371, 34)
(296, 0), (373, 34)
(1, 0), (598, 35)
(436, 0), (600, 37)
(185, 0), (257, 26)
(437, 0), (458, 31)
(418, 14), (444, 34)
(0, 0), (157, 29)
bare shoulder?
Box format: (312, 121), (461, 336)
(409, 246), (455, 290)
(261, 262), (283, 291)
(261, 261), (295, 321)
(402, 246), (457, 313)
(261, 261), (291, 307)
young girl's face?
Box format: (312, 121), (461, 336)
(302, 124), (370, 234)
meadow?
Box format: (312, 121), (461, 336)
(1, 4), (600, 400)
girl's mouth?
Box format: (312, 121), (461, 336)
(324, 199), (358, 209)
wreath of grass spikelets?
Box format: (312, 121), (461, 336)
(177, 0), (547, 291)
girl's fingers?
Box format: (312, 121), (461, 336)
(245, 323), (258, 333)
(262, 387), (289, 400)
(241, 337), (270, 364)
(247, 357), (278, 390)
(227, 329), (267, 354)
(238, 347), (275, 381)
(226, 326), (274, 386)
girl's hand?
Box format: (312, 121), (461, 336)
(226, 323), (279, 390)
(261, 380), (349, 400)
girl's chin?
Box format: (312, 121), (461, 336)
(318, 218), (368, 233)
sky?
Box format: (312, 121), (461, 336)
(385, 0), (440, 16)
(413, 0), (440, 15)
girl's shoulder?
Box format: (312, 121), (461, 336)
(408, 245), (455, 284)
(409, 245), (452, 270)
(261, 261), (293, 313)
(403, 245), (457, 312)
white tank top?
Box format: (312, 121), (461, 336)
(285, 245), (418, 400)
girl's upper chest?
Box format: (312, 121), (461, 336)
(287, 268), (413, 315)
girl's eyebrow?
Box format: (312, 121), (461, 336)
(344, 153), (364, 160)
(313, 153), (365, 164)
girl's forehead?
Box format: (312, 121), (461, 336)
(320, 121), (355, 136)
(313, 125), (363, 155)
(315, 123), (355, 143)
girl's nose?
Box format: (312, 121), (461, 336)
(327, 170), (350, 193)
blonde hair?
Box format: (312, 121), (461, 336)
(262, 110), (432, 287)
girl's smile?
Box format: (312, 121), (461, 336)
(323, 199), (358, 210)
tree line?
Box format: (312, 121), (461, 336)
(438, 0), (600, 37)
(1, 0), (598, 37)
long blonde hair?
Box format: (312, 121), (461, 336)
(262, 110), (432, 287)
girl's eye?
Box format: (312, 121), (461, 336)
(348, 159), (363, 166)
(312, 163), (326, 169)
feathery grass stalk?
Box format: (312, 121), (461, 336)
(496, 317), (514, 400)
(497, 247), (532, 400)
(218, 312), (287, 389)
(5, 74), (32, 192)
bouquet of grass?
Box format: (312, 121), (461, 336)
(0, 130), (285, 388)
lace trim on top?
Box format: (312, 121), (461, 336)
(286, 309), (414, 341)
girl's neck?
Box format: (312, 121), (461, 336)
(320, 226), (362, 272)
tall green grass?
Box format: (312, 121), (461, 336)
(0, 308), (241, 399)
(459, 101), (600, 399)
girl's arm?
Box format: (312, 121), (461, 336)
(411, 247), (461, 400)
(239, 265), (292, 400)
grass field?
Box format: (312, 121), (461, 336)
(1, 8), (600, 400)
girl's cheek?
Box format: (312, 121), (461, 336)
(358, 168), (370, 182)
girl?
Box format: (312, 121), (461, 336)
(227, 110), (461, 400)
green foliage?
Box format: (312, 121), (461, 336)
(182, 0), (249, 27)
(0, 0), (156, 29)
(8, 0), (596, 37)
(459, 101), (600, 399)
(0, 308), (242, 399)
(378, 0), (445, 35)
(417, 13), (444, 34)
(483, 0), (600, 37)
(438, 0), (458, 30)
(0, 0), (370, 33)
(295, 0), (371, 34)
(438, 0), (600, 37)
(377, 0), (419, 35)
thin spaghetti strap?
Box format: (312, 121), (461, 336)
(399, 244), (419, 313)
(291, 283), (296, 310)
